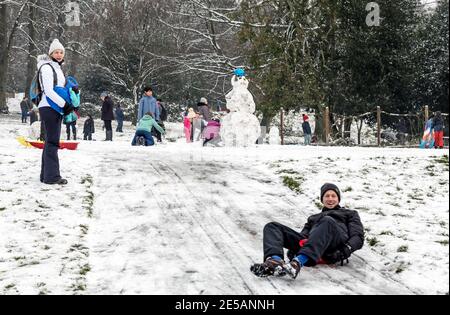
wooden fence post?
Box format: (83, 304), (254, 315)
(280, 108), (285, 145)
(325, 107), (330, 145)
(424, 105), (429, 122)
(377, 106), (381, 147)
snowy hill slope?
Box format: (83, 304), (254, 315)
(0, 114), (448, 295)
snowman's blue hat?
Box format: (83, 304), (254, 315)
(234, 68), (246, 77)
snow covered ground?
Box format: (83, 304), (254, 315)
(0, 112), (448, 295)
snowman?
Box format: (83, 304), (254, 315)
(269, 126), (281, 145)
(220, 69), (261, 147)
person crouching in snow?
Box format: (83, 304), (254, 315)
(132, 112), (165, 146)
(202, 117), (221, 147)
(251, 183), (364, 279)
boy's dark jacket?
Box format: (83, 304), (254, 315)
(83, 118), (95, 134)
(299, 206), (364, 252)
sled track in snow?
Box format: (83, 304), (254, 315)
(151, 161), (295, 295)
(152, 159), (418, 295)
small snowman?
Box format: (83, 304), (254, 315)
(221, 69), (261, 147)
(269, 127), (280, 145)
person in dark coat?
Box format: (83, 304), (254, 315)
(302, 114), (312, 146)
(100, 91), (115, 141)
(83, 115), (95, 141)
(432, 111), (445, 149)
(28, 104), (39, 125)
(115, 105), (124, 133)
(197, 97), (210, 134)
(20, 97), (30, 123)
(251, 183), (364, 279)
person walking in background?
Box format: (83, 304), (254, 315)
(432, 111), (445, 149)
(37, 39), (69, 185)
(101, 91), (114, 141)
(20, 96), (30, 123)
(115, 104), (124, 133)
(302, 114), (312, 146)
(83, 114), (95, 141)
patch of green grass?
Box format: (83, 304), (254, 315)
(343, 186), (353, 193)
(440, 221), (447, 228)
(80, 264), (91, 276)
(380, 231), (394, 236)
(72, 283), (86, 292)
(396, 264), (406, 274)
(80, 225), (89, 235)
(276, 169), (299, 175)
(13, 256), (26, 261)
(407, 194), (424, 201)
(82, 191), (95, 218)
(0, 188), (13, 192)
(4, 284), (16, 290)
(81, 175), (93, 186)
(0, 207), (6, 212)
(37, 202), (50, 209)
(282, 176), (302, 194)
(436, 240), (449, 246)
(367, 237), (380, 247)
(397, 245), (409, 253)
(435, 155), (449, 165)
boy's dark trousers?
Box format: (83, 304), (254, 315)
(22, 112), (28, 123)
(84, 132), (92, 141)
(116, 120), (123, 132)
(263, 217), (347, 264)
(39, 107), (63, 184)
(66, 121), (77, 140)
(152, 123), (164, 142)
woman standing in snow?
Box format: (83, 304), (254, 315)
(100, 91), (115, 141)
(38, 39), (69, 185)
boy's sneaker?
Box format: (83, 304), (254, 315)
(137, 136), (146, 146)
(251, 257), (286, 278)
(284, 258), (302, 279)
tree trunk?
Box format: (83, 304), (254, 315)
(132, 85), (140, 125)
(344, 116), (352, 139)
(25, 0), (37, 99)
(0, 3), (9, 113)
(260, 111), (274, 137)
(357, 118), (363, 145)
(314, 106), (326, 143)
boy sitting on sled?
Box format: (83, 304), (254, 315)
(251, 183), (364, 279)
